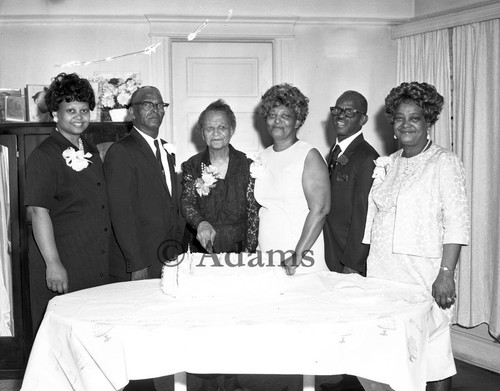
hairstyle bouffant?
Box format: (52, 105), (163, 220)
(385, 82), (444, 126)
(45, 73), (96, 113)
(198, 99), (237, 130)
(260, 83), (309, 129)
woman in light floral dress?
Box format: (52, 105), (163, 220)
(362, 82), (470, 391)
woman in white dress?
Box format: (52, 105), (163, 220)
(362, 82), (470, 391)
(254, 83), (330, 275)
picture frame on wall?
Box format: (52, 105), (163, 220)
(4, 95), (26, 122)
(26, 84), (52, 122)
(0, 88), (22, 122)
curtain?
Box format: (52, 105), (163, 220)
(395, 21), (500, 339)
(0, 145), (13, 336)
(453, 19), (500, 339)
(395, 30), (452, 149)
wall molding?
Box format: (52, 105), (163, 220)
(392, 1), (500, 38)
(451, 325), (500, 374)
(0, 15), (147, 24)
(0, 14), (403, 27)
(147, 16), (295, 39)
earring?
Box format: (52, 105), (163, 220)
(53, 116), (58, 123)
(427, 132), (430, 140)
(393, 135), (397, 140)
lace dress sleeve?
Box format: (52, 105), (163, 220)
(180, 162), (206, 230)
(245, 176), (260, 252)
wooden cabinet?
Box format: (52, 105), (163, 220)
(0, 121), (132, 376)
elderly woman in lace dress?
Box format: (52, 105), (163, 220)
(180, 99), (258, 391)
(361, 82), (470, 391)
(181, 99), (259, 255)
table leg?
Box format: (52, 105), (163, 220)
(174, 372), (187, 391)
(303, 374), (315, 391)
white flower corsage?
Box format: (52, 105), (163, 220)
(335, 154), (349, 166)
(163, 142), (176, 156)
(62, 147), (92, 172)
(195, 163), (220, 196)
(163, 142), (177, 168)
(372, 156), (393, 182)
(249, 155), (266, 179)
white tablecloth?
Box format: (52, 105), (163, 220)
(21, 272), (441, 391)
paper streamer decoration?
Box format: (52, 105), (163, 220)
(57, 43), (162, 68)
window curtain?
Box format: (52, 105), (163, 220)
(452, 19), (500, 339)
(395, 30), (452, 150)
(0, 145), (13, 336)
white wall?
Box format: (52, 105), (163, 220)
(0, 21), (150, 87)
(0, 0), (413, 18)
(292, 23), (396, 155)
(0, 0), (406, 156)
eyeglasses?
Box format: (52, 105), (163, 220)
(203, 124), (230, 134)
(330, 106), (365, 118)
(131, 101), (169, 111)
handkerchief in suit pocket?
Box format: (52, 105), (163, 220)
(336, 172), (349, 182)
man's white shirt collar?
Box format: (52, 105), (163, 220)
(134, 126), (172, 193)
(135, 126), (160, 151)
(335, 129), (363, 156)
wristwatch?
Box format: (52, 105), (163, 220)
(440, 266), (454, 272)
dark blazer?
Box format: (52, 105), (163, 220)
(104, 128), (184, 280)
(324, 134), (379, 275)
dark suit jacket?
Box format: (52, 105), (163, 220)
(104, 128), (184, 280)
(324, 134), (379, 275)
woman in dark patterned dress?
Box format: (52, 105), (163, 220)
(180, 99), (260, 391)
(181, 99), (259, 255)
(25, 73), (113, 331)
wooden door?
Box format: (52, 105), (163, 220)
(171, 41), (274, 165)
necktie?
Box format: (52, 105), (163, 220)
(328, 144), (341, 175)
(153, 139), (165, 175)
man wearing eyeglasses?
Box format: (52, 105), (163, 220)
(323, 90), (379, 277)
(104, 86), (184, 284)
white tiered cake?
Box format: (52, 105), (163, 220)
(160, 250), (292, 298)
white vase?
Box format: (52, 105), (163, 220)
(108, 108), (131, 122)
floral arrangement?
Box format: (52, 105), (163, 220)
(335, 154), (349, 166)
(163, 142), (176, 156)
(62, 147), (92, 172)
(372, 156), (393, 182)
(249, 155), (266, 179)
(99, 74), (141, 110)
(195, 163), (220, 196)
(163, 142), (177, 167)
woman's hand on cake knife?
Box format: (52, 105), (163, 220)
(197, 221), (216, 253)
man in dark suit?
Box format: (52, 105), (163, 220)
(104, 86), (184, 282)
(323, 90), (379, 276)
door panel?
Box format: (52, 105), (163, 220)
(172, 41), (273, 164)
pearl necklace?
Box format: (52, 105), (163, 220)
(56, 127), (84, 152)
(401, 139), (432, 176)
(402, 139), (432, 158)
